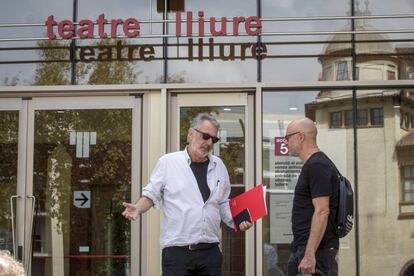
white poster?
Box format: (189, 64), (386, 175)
(270, 193), (294, 244)
(265, 120), (302, 244)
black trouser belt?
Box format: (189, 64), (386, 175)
(172, 242), (219, 251)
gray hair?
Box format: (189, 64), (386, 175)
(190, 113), (220, 131)
(0, 250), (25, 276)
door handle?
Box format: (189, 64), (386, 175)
(10, 195), (20, 259)
(26, 195), (36, 272)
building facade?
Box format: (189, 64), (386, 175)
(1, 0), (414, 275)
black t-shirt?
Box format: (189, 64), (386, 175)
(190, 160), (210, 202)
(291, 152), (339, 250)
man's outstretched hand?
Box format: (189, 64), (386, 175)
(122, 202), (140, 221)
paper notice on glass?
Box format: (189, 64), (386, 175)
(270, 193), (294, 244)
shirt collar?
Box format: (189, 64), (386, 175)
(184, 147), (216, 168)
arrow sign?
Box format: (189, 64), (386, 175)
(73, 191), (91, 208)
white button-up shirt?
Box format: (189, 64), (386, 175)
(142, 148), (234, 249)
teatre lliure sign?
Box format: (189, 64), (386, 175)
(45, 11), (267, 62)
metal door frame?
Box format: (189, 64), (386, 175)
(0, 98), (28, 266)
(168, 91), (256, 276)
(3, 95), (142, 275)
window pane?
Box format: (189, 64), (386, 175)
(404, 180), (412, 191)
(387, 71), (396, 80)
(370, 108), (384, 126)
(261, 0), (350, 82)
(360, 87), (414, 275)
(345, 110), (353, 127)
(330, 111), (343, 128)
(336, 61), (349, 81)
(357, 109), (368, 126)
(404, 167), (410, 178)
(263, 90), (356, 276)
(0, 111), (19, 253)
(167, 1), (257, 83)
(366, 0), (414, 80)
(32, 109), (132, 275)
(0, 0), (73, 86)
(179, 106), (246, 276)
(76, 0), (163, 84)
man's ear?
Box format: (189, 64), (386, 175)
(187, 129), (193, 143)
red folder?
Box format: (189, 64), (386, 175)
(229, 184), (267, 232)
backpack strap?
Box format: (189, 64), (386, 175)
(321, 152), (343, 178)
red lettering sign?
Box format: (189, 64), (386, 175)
(46, 11), (262, 40)
(274, 137), (289, 156)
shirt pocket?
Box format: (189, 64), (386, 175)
(212, 178), (228, 202)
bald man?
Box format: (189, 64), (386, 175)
(285, 118), (339, 276)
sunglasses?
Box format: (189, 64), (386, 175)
(284, 131), (300, 141)
(193, 128), (220, 144)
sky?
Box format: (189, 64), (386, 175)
(1, 0), (414, 85)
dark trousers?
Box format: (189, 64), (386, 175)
(287, 246), (338, 276)
(162, 244), (222, 276)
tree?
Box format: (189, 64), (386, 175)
(3, 75), (20, 86)
(87, 39), (139, 85)
(0, 111), (19, 252)
(152, 71), (187, 84)
(33, 39), (139, 85)
(33, 40), (73, 85)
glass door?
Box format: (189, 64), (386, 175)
(0, 99), (26, 263)
(25, 96), (141, 276)
(168, 92), (255, 276)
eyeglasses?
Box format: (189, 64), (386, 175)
(284, 131), (300, 141)
(193, 128), (220, 144)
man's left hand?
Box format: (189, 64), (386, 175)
(298, 253), (316, 275)
(239, 221), (253, 231)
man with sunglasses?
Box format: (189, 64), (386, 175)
(122, 113), (252, 276)
(285, 118), (339, 276)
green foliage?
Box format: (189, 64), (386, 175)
(179, 107), (220, 150)
(31, 109), (132, 274)
(32, 39), (141, 85)
(179, 108), (245, 184)
(3, 75), (20, 86)
(0, 111), (18, 251)
(87, 40), (139, 85)
(153, 71), (186, 84)
(33, 40), (72, 85)
(220, 142), (243, 183)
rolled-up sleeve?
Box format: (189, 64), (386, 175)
(142, 157), (166, 209)
(219, 169), (234, 229)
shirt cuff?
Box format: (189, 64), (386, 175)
(142, 190), (161, 209)
(227, 219), (235, 229)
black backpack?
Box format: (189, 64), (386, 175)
(327, 157), (354, 238)
(336, 174), (354, 238)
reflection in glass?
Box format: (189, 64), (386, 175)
(32, 109), (132, 276)
(166, 0), (258, 83)
(402, 166), (414, 202)
(0, 111), (18, 253)
(262, 91), (317, 275)
(180, 106), (246, 276)
(262, 90), (356, 275)
(363, 88), (414, 275)
(262, 0), (348, 17)
(0, 0), (72, 86)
